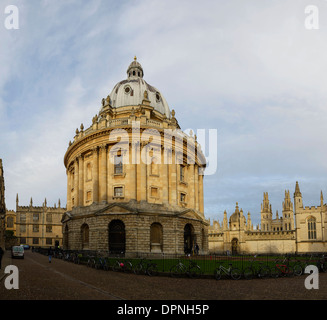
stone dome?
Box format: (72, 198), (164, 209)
(100, 57), (170, 118)
(229, 203), (246, 224)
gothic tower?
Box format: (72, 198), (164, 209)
(282, 190), (294, 230)
(261, 192), (272, 231)
(293, 181), (303, 213)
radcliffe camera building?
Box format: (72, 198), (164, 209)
(61, 58), (209, 255)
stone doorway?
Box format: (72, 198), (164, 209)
(231, 238), (238, 255)
(109, 220), (126, 254)
(184, 223), (195, 254)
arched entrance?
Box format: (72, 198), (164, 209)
(63, 225), (69, 249)
(81, 224), (89, 249)
(184, 224), (195, 254)
(150, 223), (163, 253)
(231, 238), (238, 255)
(109, 220), (126, 254)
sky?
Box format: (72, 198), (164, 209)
(0, 0), (326, 228)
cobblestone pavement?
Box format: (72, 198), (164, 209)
(0, 250), (326, 300)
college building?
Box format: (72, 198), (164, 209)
(208, 182), (327, 254)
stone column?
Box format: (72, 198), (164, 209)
(169, 149), (177, 205)
(161, 147), (169, 204)
(188, 164), (195, 209)
(99, 145), (107, 203)
(78, 155), (84, 206)
(67, 168), (72, 211)
(198, 168), (204, 214)
(129, 143), (137, 200)
(92, 147), (99, 203)
(74, 159), (79, 207)
(194, 164), (199, 211)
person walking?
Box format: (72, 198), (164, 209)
(48, 246), (53, 263)
(0, 247), (4, 269)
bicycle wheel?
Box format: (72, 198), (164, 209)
(214, 268), (222, 280)
(123, 261), (133, 273)
(259, 266), (271, 279)
(170, 265), (184, 278)
(293, 264), (302, 276)
(112, 261), (120, 272)
(243, 267), (254, 280)
(272, 266), (282, 278)
(188, 265), (202, 279)
(231, 268), (241, 280)
(285, 266), (293, 277)
(133, 263), (143, 275)
(147, 264), (158, 277)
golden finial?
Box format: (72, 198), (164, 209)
(134, 56), (137, 61)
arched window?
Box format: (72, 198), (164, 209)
(63, 225), (69, 249)
(308, 217), (317, 240)
(109, 220), (126, 254)
(86, 163), (92, 181)
(150, 223), (163, 252)
(6, 217), (13, 228)
(81, 224), (89, 249)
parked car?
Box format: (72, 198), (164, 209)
(12, 246), (24, 259)
(22, 244), (30, 250)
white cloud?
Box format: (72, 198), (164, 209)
(0, 0), (326, 228)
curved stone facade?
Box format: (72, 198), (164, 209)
(62, 59), (209, 255)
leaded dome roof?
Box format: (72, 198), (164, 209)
(100, 58), (170, 118)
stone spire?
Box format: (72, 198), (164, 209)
(294, 181), (302, 197)
(321, 190), (324, 207)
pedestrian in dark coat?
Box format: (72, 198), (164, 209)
(48, 247), (53, 263)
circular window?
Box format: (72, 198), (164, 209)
(124, 86), (131, 94)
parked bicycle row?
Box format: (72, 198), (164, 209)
(33, 248), (327, 280)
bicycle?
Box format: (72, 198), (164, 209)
(214, 263), (241, 280)
(272, 257), (293, 278)
(243, 257), (271, 279)
(95, 257), (109, 270)
(112, 259), (133, 272)
(316, 255), (327, 273)
(170, 259), (202, 279)
(87, 255), (96, 268)
(133, 258), (159, 276)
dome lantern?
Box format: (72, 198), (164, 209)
(127, 56), (144, 79)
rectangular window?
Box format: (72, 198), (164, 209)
(46, 225), (52, 233)
(46, 238), (52, 245)
(180, 165), (185, 182)
(114, 155), (123, 174)
(180, 193), (186, 203)
(33, 225), (39, 233)
(33, 213), (39, 222)
(114, 187), (124, 197)
(151, 187), (159, 198)
(20, 213), (26, 223)
(33, 238), (39, 245)
(20, 225), (26, 233)
(20, 237), (26, 245)
(46, 213), (52, 223)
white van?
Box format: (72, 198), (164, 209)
(11, 246), (24, 259)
